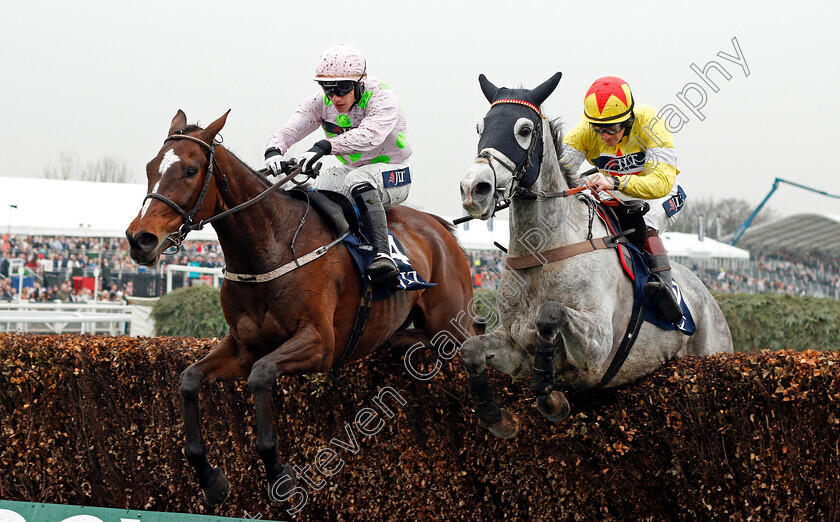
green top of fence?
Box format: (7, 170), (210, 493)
(0, 500), (286, 522)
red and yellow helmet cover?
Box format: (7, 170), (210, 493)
(583, 76), (634, 124)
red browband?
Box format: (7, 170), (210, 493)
(490, 98), (541, 116)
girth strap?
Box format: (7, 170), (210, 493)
(505, 234), (625, 270)
(334, 277), (375, 369)
(597, 300), (646, 388)
(223, 231), (349, 283)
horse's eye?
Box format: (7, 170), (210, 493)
(185, 166), (199, 178)
(476, 119), (485, 135)
(519, 126), (532, 137)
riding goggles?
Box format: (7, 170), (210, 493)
(590, 122), (624, 135)
(319, 80), (355, 98)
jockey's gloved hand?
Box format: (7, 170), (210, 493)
(585, 171), (618, 192)
(298, 140), (332, 177)
(264, 148), (289, 176)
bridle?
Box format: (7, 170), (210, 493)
(477, 99), (635, 219)
(143, 133), (228, 254)
(142, 132), (312, 256)
(476, 98), (544, 217)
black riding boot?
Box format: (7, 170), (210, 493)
(351, 183), (399, 281)
(643, 230), (683, 323)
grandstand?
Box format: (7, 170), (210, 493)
(0, 177), (837, 305)
(732, 213), (840, 256)
(0, 177), (217, 240)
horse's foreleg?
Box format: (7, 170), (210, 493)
(247, 326), (327, 503)
(180, 335), (253, 505)
(531, 301), (610, 421)
(461, 328), (530, 439)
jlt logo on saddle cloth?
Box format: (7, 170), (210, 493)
(382, 167), (411, 188)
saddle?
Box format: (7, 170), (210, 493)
(586, 195), (695, 334)
(287, 187), (435, 297)
(287, 188), (361, 238)
(286, 187), (435, 372)
(583, 196), (640, 282)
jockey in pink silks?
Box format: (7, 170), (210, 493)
(264, 44), (412, 281)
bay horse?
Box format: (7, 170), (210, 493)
(125, 110), (474, 505)
(459, 73), (733, 438)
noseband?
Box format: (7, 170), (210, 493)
(142, 133), (228, 254)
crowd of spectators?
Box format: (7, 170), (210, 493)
(0, 234), (224, 303)
(467, 250), (506, 291)
(465, 247), (840, 300)
(697, 250), (840, 298)
(2, 234), (838, 302)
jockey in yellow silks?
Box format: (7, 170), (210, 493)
(560, 76), (684, 323)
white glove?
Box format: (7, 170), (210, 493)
(264, 148), (288, 176)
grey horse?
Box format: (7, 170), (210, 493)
(459, 73), (733, 438)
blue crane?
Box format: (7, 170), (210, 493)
(730, 178), (840, 246)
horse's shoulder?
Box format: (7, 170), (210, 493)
(386, 206), (442, 230)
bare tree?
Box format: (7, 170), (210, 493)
(42, 151), (80, 180)
(42, 152), (136, 183)
(81, 156), (134, 183)
(672, 196), (779, 237)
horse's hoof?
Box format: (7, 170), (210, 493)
(487, 408), (520, 439)
(537, 390), (570, 422)
(267, 465), (297, 503)
(201, 467), (230, 506)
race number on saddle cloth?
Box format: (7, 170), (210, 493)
(340, 228), (436, 301)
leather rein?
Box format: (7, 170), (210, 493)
(143, 134), (343, 282)
(143, 133), (304, 255)
(477, 100), (633, 269)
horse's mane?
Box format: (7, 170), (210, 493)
(424, 212), (467, 256)
(546, 117), (583, 188)
(179, 124), (272, 190)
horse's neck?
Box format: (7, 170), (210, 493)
(211, 149), (303, 273)
(508, 133), (592, 256)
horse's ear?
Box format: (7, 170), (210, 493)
(531, 72), (563, 107)
(479, 74), (499, 103)
(200, 109), (231, 144)
(169, 109), (187, 135)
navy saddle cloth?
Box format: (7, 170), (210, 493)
(596, 205), (695, 335)
(624, 241), (696, 335)
(288, 188), (436, 301)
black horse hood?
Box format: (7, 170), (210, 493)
(476, 72), (562, 189)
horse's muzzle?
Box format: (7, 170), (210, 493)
(461, 164), (496, 220)
(126, 230), (161, 266)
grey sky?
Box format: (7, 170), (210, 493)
(2, 0), (838, 220)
